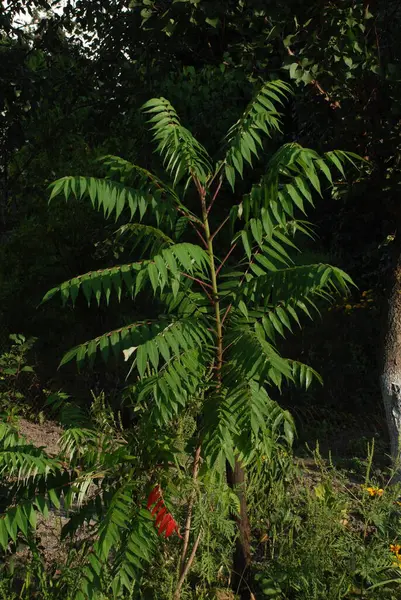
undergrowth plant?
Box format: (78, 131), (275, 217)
(0, 81), (361, 599)
(0, 334), (38, 419)
(249, 444), (401, 600)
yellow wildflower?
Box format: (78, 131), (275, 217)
(390, 544), (401, 567)
(366, 486), (384, 497)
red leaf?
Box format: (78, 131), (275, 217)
(151, 498), (164, 516)
(155, 508), (167, 527)
(163, 517), (177, 538)
(157, 513), (173, 535)
(145, 484), (181, 539)
(147, 485), (161, 509)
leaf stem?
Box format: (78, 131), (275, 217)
(216, 242), (238, 277)
(188, 221), (208, 248)
(200, 184), (223, 378)
(180, 272), (214, 291)
(207, 175), (223, 215)
(210, 215), (230, 242)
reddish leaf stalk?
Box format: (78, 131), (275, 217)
(180, 272), (214, 303)
(216, 242), (238, 277)
(210, 215), (230, 242)
(221, 247), (260, 327)
(180, 272), (214, 291)
(207, 176), (223, 215)
(188, 220), (208, 248)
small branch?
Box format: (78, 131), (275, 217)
(207, 176), (223, 215)
(179, 446), (201, 575)
(189, 220), (208, 249)
(374, 23), (381, 66)
(177, 207), (204, 228)
(210, 215), (230, 242)
(216, 242), (238, 276)
(180, 272), (214, 302)
(193, 173), (205, 198)
(287, 46), (340, 110)
(222, 339), (235, 356)
(207, 162), (225, 190)
(174, 530), (202, 600)
(221, 301), (233, 328)
(198, 178), (224, 379)
(221, 247), (261, 327)
(180, 272), (214, 291)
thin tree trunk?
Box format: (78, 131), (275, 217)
(381, 249), (401, 475)
(199, 176), (252, 598)
(226, 460), (252, 600)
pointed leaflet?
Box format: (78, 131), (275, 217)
(147, 486), (161, 509)
(151, 499), (164, 516)
(156, 513), (173, 535)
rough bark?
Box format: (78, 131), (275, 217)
(382, 254), (401, 474)
(226, 460), (252, 600)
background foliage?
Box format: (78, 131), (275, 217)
(0, 0), (401, 598)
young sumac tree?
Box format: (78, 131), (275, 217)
(44, 81), (357, 598)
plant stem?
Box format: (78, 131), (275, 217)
(173, 178), (224, 600)
(207, 175), (223, 215)
(200, 185), (223, 379)
(210, 215), (230, 242)
(227, 460), (252, 599)
(202, 178), (252, 598)
(188, 220), (208, 248)
(174, 531), (202, 600)
(216, 242), (238, 276)
(179, 445), (201, 575)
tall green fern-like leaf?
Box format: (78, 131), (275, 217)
(142, 97), (213, 187)
(223, 80), (292, 188)
(131, 347), (211, 425)
(57, 316), (212, 371)
(43, 242), (211, 309)
(202, 382), (295, 468)
(237, 264), (353, 309)
(49, 174), (178, 225)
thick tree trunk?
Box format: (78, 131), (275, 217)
(382, 254), (401, 474)
(226, 460), (252, 600)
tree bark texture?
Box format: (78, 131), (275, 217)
(226, 459), (252, 599)
(382, 255), (401, 471)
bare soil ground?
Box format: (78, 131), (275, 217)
(14, 418), (68, 567)
(18, 417), (62, 456)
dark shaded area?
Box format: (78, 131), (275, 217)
(1, 0), (400, 459)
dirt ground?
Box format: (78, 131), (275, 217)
(17, 417), (62, 456)
(13, 418), (69, 567)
